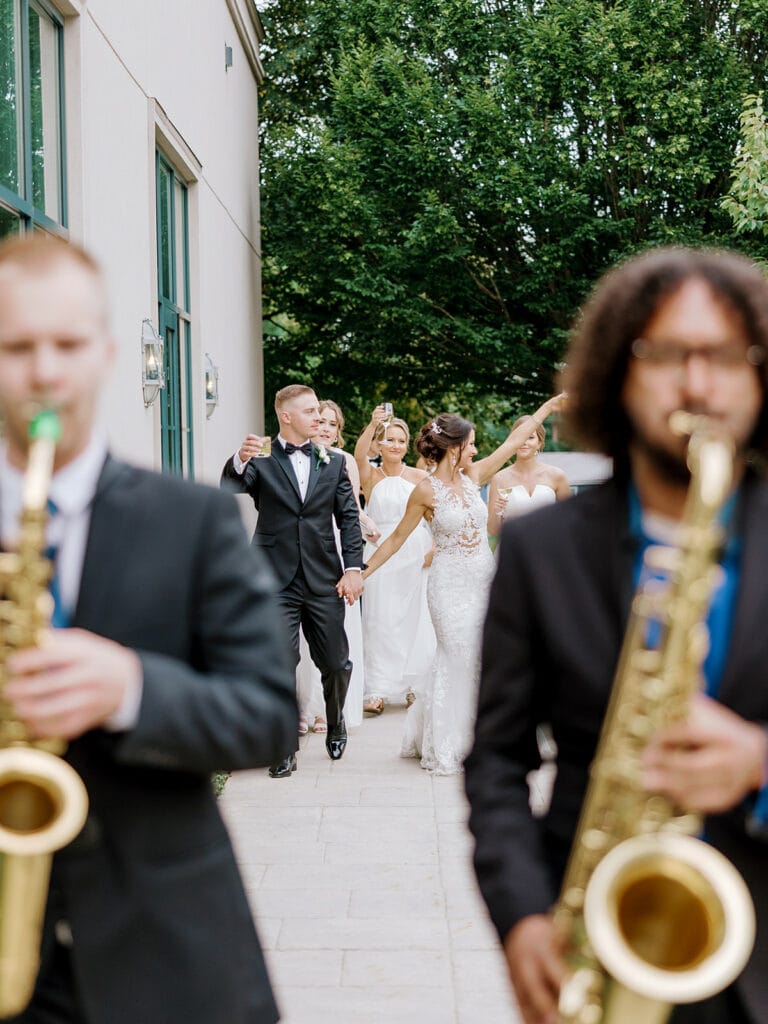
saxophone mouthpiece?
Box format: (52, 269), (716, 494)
(28, 409), (61, 443)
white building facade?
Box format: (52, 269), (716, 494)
(0, 0), (266, 482)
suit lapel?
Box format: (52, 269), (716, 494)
(718, 475), (768, 703)
(303, 445), (323, 505)
(73, 456), (128, 628)
(271, 441), (303, 502)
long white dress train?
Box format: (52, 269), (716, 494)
(401, 472), (495, 774)
(362, 474), (435, 704)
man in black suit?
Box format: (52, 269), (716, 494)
(0, 234), (297, 1024)
(221, 385), (364, 777)
(466, 247), (768, 1024)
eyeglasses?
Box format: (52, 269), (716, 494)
(631, 338), (766, 370)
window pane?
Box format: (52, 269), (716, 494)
(174, 177), (188, 313)
(0, 0), (22, 195)
(29, 2), (61, 221)
(157, 161), (173, 301)
(0, 203), (20, 239)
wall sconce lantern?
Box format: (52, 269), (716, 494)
(204, 353), (220, 419)
(141, 319), (165, 408)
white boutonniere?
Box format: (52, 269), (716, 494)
(315, 445), (332, 469)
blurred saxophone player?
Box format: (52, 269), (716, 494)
(0, 234), (297, 1024)
(466, 247), (768, 1024)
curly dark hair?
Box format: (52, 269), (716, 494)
(560, 246), (768, 461)
(415, 413), (474, 465)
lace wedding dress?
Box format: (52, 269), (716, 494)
(401, 472), (495, 774)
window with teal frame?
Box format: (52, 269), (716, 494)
(155, 152), (194, 478)
(0, 0), (66, 239)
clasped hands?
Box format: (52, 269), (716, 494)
(336, 570), (364, 606)
(504, 693), (767, 1024)
(5, 628), (142, 741)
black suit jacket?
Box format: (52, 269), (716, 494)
(221, 440), (362, 593)
(465, 474), (768, 1022)
(23, 457), (297, 1024)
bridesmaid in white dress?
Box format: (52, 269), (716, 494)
(360, 396), (566, 774)
(296, 400), (378, 734)
(487, 413), (571, 546)
(354, 407), (435, 714)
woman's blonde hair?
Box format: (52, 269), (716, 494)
(376, 417), (410, 447)
(318, 399), (345, 447)
(511, 415), (545, 451)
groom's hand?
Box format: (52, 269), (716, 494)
(238, 434), (268, 461)
(336, 570), (364, 605)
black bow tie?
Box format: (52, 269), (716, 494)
(284, 441), (313, 456)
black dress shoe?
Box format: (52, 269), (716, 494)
(325, 718), (347, 761)
(268, 754), (297, 779)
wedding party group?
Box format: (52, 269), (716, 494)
(1, 232), (767, 1024)
(221, 384), (568, 779)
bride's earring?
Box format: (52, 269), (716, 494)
(450, 455), (457, 468)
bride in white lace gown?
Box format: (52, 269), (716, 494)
(361, 397), (566, 774)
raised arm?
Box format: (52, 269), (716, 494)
(343, 449), (380, 543)
(354, 406), (387, 499)
(358, 479), (433, 582)
(470, 393), (567, 487)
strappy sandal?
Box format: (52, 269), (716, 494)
(363, 697), (385, 716)
(298, 713), (309, 735)
(313, 717), (328, 734)
(405, 691), (416, 708)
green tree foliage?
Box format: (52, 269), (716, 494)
(259, 0), (767, 444)
(723, 93), (768, 246)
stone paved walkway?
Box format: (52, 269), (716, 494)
(220, 705), (525, 1024)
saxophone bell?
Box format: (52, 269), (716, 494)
(583, 832), (755, 1016)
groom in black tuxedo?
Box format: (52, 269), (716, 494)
(221, 384), (364, 777)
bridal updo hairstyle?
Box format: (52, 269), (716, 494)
(415, 413), (474, 465)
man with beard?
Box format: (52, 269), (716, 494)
(465, 247), (768, 1024)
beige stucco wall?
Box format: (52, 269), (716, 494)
(56, 0), (264, 484)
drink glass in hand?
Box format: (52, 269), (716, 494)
(379, 402), (393, 444)
(255, 436), (271, 458)
(497, 486), (513, 518)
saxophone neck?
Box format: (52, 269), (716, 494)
(21, 410), (61, 511)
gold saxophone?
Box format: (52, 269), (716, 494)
(555, 413), (756, 1024)
(0, 411), (89, 1018)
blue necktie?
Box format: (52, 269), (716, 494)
(45, 499), (69, 629)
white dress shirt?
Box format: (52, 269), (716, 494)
(231, 438), (361, 572)
(233, 435), (311, 498)
(0, 433), (142, 730)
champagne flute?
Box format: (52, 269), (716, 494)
(379, 403), (393, 446)
(497, 486), (514, 518)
